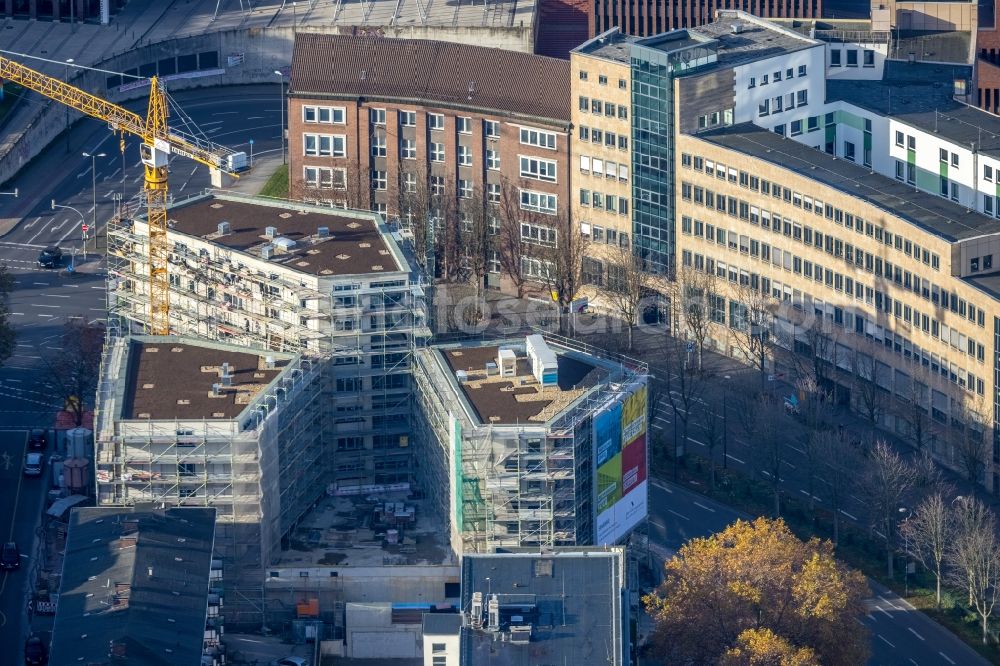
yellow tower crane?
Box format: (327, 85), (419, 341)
(0, 56), (242, 334)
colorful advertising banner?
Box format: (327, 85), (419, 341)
(595, 382), (649, 545)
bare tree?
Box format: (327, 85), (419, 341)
(396, 161), (434, 274)
(783, 307), (839, 398)
(851, 347), (888, 427)
(860, 441), (917, 578)
(40, 320), (105, 427)
(457, 185), (494, 323)
(496, 177), (532, 298)
(694, 393), (726, 490)
(950, 397), (990, 486)
(602, 245), (652, 351)
(661, 337), (704, 479)
(896, 376), (938, 453)
(671, 266), (719, 374)
(540, 210), (588, 336)
(948, 497), (1000, 644)
(431, 177), (462, 283)
(815, 430), (862, 544)
(901, 492), (953, 609)
(745, 394), (786, 516)
(728, 281), (775, 388)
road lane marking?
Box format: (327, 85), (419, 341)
(668, 509), (690, 521)
(652, 423), (663, 431)
(24, 216), (41, 229)
(650, 518), (666, 529)
(41, 294), (70, 298)
(840, 509), (858, 520)
(651, 479), (672, 493)
(907, 627), (925, 641)
(51, 219), (67, 232)
(879, 595), (902, 611)
(726, 453), (745, 464)
(692, 501), (715, 513)
(32, 282), (49, 286)
(877, 635), (895, 648)
(30, 304), (60, 308)
(783, 460), (797, 469)
(939, 653), (955, 665)
(908, 660), (918, 666)
(212, 111), (240, 116)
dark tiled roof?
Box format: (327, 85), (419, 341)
(122, 341), (286, 420)
(289, 33), (571, 122)
(167, 197), (402, 277)
(50, 507), (215, 666)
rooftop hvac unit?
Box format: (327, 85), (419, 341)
(274, 237), (297, 251)
(456, 370), (469, 383)
(264, 226), (278, 239)
(221, 363), (232, 386)
(211, 383), (223, 397)
(731, 23), (743, 34)
(487, 595), (500, 631)
(265, 356), (276, 369)
(217, 221), (231, 235)
(261, 244), (275, 260)
(510, 624), (532, 644)
(471, 592), (483, 629)
(317, 226), (330, 238)
(525, 335), (557, 387)
(497, 348), (516, 377)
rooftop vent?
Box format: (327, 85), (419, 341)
(264, 226), (278, 239)
(456, 370), (469, 383)
(265, 355), (276, 369)
(221, 363), (233, 386)
(731, 23), (743, 34)
(217, 221), (231, 235)
(211, 383), (224, 397)
(317, 226), (330, 238)
(261, 244), (275, 260)
(274, 237), (297, 252)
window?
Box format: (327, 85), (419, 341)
(908, 135), (916, 150)
(579, 96), (589, 112)
(762, 74), (769, 85)
(402, 171), (417, 193)
(843, 141), (856, 162)
(831, 49), (842, 67)
(591, 129), (603, 143)
(519, 189), (557, 214)
(798, 64), (807, 76)
(773, 96), (783, 112)
(591, 99), (603, 114)
(399, 110), (416, 127)
(579, 126), (589, 141)
(304, 166), (345, 190)
(519, 127), (557, 149)
(952, 152), (960, 167)
(758, 99), (770, 116)
(895, 160), (905, 181)
(457, 116), (472, 134)
(431, 175), (446, 196)
(400, 138), (416, 159)
(428, 113), (445, 130)
(430, 142), (445, 162)
(846, 50), (858, 67)
(371, 170), (387, 190)
(521, 257), (555, 279)
(618, 106), (628, 120)
(370, 132), (386, 157)
(303, 105), (345, 124)
(303, 134), (345, 157)
(521, 222), (557, 246)
(458, 145), (472, 166)
(484, 120), (500, 138)
(790, 119), (802, 136)
(487, 183), (500, 203)
(605, 103), (616, 118)
(863, 49), (875, 67)
(940, 148), (949, 163)
(619, 78), (627, 89)
(487, 149), (500, 170)
(986, 164), (994, 182)
(369, 108), (386, 125)
(579, 70), (588, 81)
(579, 189), (591, 206)
(605, 131), (617, 147)
(807, 116), (819, 132)
(599, 74), (608, 85)
(749, 76), (756, 88)
(786, 68), (793, 79)
(520, 156), (557, 182)
(796, 89), (808, 106)
(774, 70), (782, 81)
(895, 131), (904, 147)
(458, 179), (473, 198)
(618, 135), (628, 150)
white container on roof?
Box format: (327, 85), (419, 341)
(525, 335), (557, 387)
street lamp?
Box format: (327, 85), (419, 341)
(51, 199), (86, 271)
(274, 70), (286, 165)
(723, 374), (731, 470)
(82, 151), (106, 255)
(899, 506), (912, 597)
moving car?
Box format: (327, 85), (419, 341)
(28, 429), (47, 450)
(36, 247), (62, 269)
(24, 635), (47, 665)
(23, 452), (43, 477)
(1, 541), (19, 570)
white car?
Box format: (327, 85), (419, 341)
(23, 452), (43, 477)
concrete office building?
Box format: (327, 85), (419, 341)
(1, 0), (126, 21)
(422, 547), (631, 665)
(94, 336), (323, 576)
(286, 33), (572, 292)
(106, 192), (429, 490)
(413, 334), (648, 556)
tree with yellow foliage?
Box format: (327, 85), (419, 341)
(643, 517), (869, 665)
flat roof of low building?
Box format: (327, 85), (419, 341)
(166, 195), (403, 277)
(121, 338), (289, 421)
(423, 612), (463, 635)
(290, 33), (571, 123)
(439, 342), (602, 425)
(50, 506), (215, 666)
(696, 11), (821, 68)
(460, 548), (627, 666)
(572, 27), (640, 64)
(699, 123), (1000, 242)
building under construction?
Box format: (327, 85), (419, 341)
(105, 192), (429, 489)
(94, 336), (323, 578)
(413, 334), (649, 556)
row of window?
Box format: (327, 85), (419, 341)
(578, 125), (628, 151)
(586, 225), (629, 249)
(758, 89), (808, 117)
(577, 96), (629, 120)
(579, 155), (629, 182)
(579, 189), (629, 216)
(829, 48), (876, 68)
(679, 153), (943, 272)
(747, 64), (808, 89)
(369, 108), (501, 139)
(520, 222), (558, 247)
(578, 70), (628, 89)
(679, 250), (986, 396)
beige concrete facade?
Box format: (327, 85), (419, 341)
(674, 131), (997, 489)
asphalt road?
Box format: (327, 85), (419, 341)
(0, 430), (49, 663)
(647, 477), (989, 665)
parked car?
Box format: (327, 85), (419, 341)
(28, 429), (47, 450)
(36, 247), (62, 269)
(1, 541), (19, 570)
(270, 658), (309, 666)
(23, 452), (43, 477)
(24, 635), (47, 665)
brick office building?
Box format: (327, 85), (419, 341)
(288, 34), (573, 291)
(588, 0), (821, 37)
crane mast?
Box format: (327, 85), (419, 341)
(0, 56), (240, 335)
